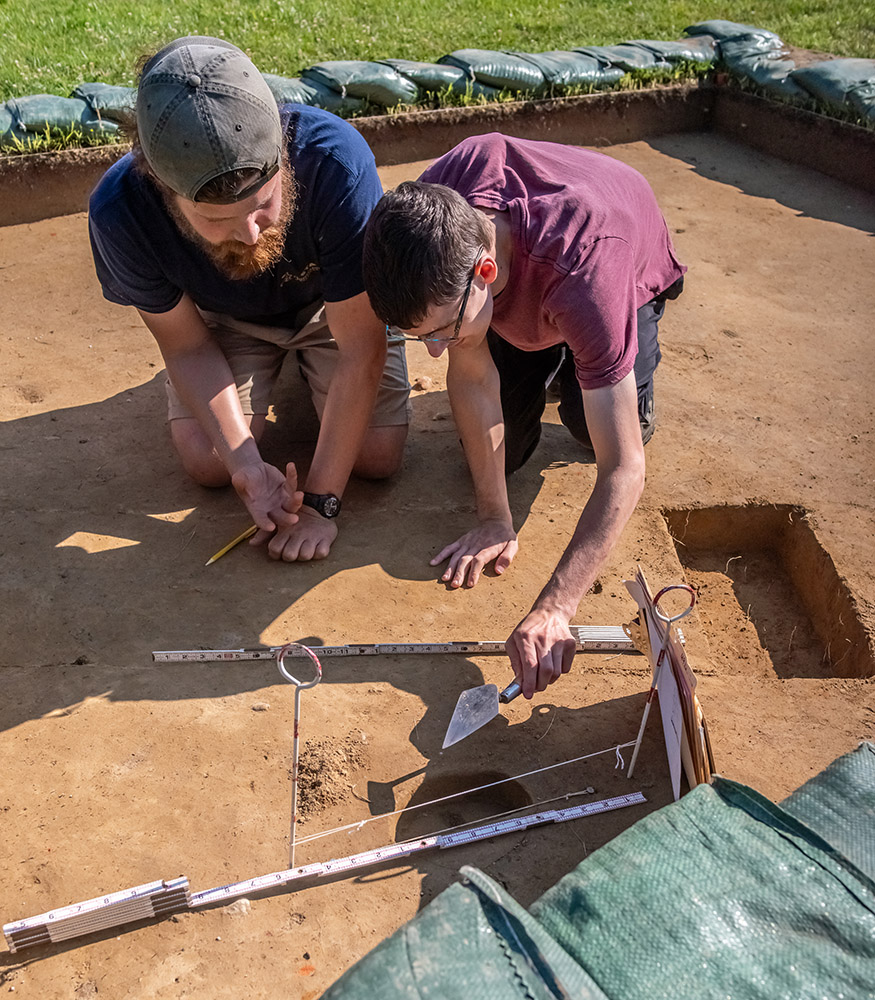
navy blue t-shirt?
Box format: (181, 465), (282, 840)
(88, 105), (382, 327)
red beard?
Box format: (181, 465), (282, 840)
(166, 163), (295, 281)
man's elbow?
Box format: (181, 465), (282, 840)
(338, 344), (387, 384)
(626, 451), (647, 503)
(601, 448), (646, 506)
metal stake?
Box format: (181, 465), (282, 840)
(276, 642), (322, 869)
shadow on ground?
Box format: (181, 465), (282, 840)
(647, 132), (875, 236)
(0, 362), (589, 731)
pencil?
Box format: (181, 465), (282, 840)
(205, 524), (257, 566)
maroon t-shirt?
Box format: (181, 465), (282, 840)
(419, 134), (686, 389)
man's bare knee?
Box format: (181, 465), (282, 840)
(354, 454), (402, 480)
(354, 425), (408, 480)
(170, 419), (231, 487)
(177, 444), (231, 487)
(182, 456), (232, 488)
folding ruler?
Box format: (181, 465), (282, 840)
(190, 791), (646, 907)
(3, 877), (190, 953)
(4, 793), (645, 951)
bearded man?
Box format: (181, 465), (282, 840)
(88, 36), (410, 561)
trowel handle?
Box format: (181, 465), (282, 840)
(499, 680), (522, 703)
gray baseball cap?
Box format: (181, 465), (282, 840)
(136, 36), (282, 203)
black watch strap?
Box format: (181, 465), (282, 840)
(302, 492), (342, 518)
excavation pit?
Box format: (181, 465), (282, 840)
(2, 82), (874, 996)
(664, 506), (874, 679)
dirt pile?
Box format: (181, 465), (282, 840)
(295, 733), (369, 817)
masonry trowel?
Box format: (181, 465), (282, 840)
(440, 625), (643, 748)
(442, 679), (522, 748)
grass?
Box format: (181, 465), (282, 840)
(0, 122), (126, 156)
(1, 0), (873, 103)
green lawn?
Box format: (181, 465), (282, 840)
(1, 0), (873, 102)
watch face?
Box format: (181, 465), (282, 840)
(304, 492), (341, 518)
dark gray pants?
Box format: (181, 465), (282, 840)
(488, 288), (677, 473)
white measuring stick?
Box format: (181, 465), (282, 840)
(152, 626), (643, 663)
(4, 794), (645, 950)
(3, 877), (190, 953)
(189, 792), (646, 909)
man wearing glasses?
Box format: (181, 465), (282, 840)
(89, 37), (410, 561)
(363, 133), (685, 698)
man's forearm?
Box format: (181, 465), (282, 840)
(305, 352), (382, 495)
(533, 462), (645, 620)
(447, 365), (512, 523)
(165, 343), (262, 474)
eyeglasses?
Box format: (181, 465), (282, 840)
(388, 250), (484, 344)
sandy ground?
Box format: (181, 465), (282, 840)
(1, 131), (874, 998)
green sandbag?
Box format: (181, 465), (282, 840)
(781, 742), (875, 881)
(790, 59), (875, 111)
(719, 32), (792, 55)
(531, 778), (875, 1000)
(508, 51), (624, 89)
(378, 59), (499, 99)
(261, 73), (320, 105)
(685, 19), (781, 43)
(267, 74), (365, 114)
(302, 61), (419, 108)
(439, 49), (546, 93)
(70, 83), (136, 122)
(627, 38), (717, 65)
(9, 94), (91, 130)
(4, 95), (119, 148)
(322, 866), (607, 1000)
(732, 59), (806, 100)
(848, 81), (875, 122)
(719, 37), (805, 99)
(302, 78), (366, 114)
(0, 104), (18, 150)
(574, 43), (671, 72)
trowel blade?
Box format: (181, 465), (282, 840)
(442, 684), (499, 749)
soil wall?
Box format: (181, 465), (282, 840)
(2, 84), (873, 229)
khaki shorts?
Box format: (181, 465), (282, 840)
(165, 301), (411, 426)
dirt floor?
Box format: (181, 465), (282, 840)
(1, 129), (874, 997)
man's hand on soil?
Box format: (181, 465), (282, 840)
(268, 504), (338, 561)
(430, 519), (518, 588)
(506, 609), (577, 699)
(231, 461), (303, 546)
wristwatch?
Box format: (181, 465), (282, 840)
(302, 492), (342, 518)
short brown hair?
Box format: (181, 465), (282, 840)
(363, 181), (492, 329)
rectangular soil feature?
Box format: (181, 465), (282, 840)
(664, 505), (874, 679)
